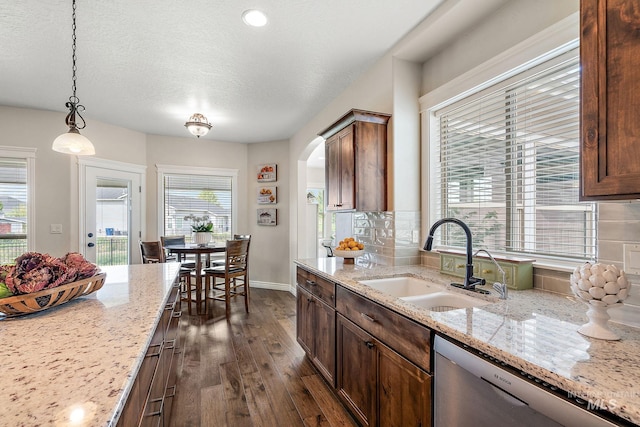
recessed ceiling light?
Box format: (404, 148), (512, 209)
(242, 9), (267, 27)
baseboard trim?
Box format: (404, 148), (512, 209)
(251, 280), (294, 293)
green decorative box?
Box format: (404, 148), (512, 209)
(439, 251), (534, 290)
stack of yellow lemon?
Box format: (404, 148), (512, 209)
(335, 237), (364, 251)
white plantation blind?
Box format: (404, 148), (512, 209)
(432, 48), (596, 260)
(163, 173), (233, 243)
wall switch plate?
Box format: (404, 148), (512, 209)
(623, 244), (640, 275)
(50, 224), (62, 234)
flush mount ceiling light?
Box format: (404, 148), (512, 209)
(242, 9), (268, 27)
(184, 113), (212, 138)
(52, 0), (95, 156)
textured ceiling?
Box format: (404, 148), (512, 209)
(0, 0), (444, 143)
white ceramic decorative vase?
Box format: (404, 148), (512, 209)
(193, 232), (212, 247)
(570, 262), (630, 340)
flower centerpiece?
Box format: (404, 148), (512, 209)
(185, 214), (213, 246)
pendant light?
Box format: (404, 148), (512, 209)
(52, 0), (95, 156)
(184, 113), (212, 138)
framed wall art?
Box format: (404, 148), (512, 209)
(257, 163), (277, 182)
(257, 208), (277, 226)
(257, 186), (277, 204)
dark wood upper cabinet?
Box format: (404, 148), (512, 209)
(319, 109), (391, 211)
(581, 0), (640, 200)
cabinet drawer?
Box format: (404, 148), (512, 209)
(336, 285), (431, 372)
(296, 267), (335, 307)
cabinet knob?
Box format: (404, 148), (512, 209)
(482, 269), (492, 274)
(364, 340), (375, 349)
(456, 264), (465, 269)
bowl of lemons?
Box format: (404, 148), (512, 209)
(334, 237), (365, 263)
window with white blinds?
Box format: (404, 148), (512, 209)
(431, 48), (596, 261)
(162, 173), (233, 244)
(0, 153), (31, 264)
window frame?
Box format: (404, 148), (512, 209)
(419, 13), (589, 266)
(0, 146), (36, 254)
(156, 164), (238, 240)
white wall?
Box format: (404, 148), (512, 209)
(421, 0), (579, 93)
(144, 134), (249, 241)
(247, 140), (290, 287)
(0, 106), (146, 256)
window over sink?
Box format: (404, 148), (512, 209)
(424, 42), (596, 262)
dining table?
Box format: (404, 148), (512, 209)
(164, 243), (225, 314)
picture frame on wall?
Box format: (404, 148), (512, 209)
(257, 208), (277, 226)
(257, 186), (277, 204)
(257, 163), (277, 182)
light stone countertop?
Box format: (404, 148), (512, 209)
(0, 263), (180, 427)
(295, 257), (640, 426)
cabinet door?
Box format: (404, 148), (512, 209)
(581, 0), (640, 200)
(325, 126), (355, 210)
(378, 344), (432, 427)
(312, 299), (336, 386)
(337, 315), (377, 427)
(296, 286), (314, 355)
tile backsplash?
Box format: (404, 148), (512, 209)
(349, 211), (421, 266)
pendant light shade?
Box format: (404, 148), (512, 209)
(52, 0), (95, 156)
(52, 128), (96, 155)
(185, 113), (212, 138)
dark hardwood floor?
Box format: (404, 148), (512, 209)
(170, 288), (358, 427)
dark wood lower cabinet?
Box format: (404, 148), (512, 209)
(296, 285), (336, 385)
(337, 315), (432, 427)
(117, 281), (182, 427)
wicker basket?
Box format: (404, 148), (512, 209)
(0, 272), (106, 318)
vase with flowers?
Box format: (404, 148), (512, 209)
(185, 214), (213, 247)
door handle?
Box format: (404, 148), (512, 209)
(88, 232), (94, 238)
(87, 242), (95, 247)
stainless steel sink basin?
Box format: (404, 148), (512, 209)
(400, 291), (492, 311)
(358, 276), (441, 298)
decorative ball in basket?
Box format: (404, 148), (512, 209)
(334, 237), (365, 264)
(570, 262), (630, 340)
(0, 252), (105, 318)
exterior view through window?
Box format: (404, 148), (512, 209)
(0, 157), (28, 264)
(163, 173), (233, 244)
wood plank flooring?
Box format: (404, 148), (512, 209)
(170, 288), (358, 427)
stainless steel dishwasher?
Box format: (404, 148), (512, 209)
(434, 336), (619, 427)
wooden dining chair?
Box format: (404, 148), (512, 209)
(160, 235), (196, 268)
(140, 240), (198, 315)
(203, 238), (251, 318)
(209, 234), (251, 267)
(140, 240), (166, 263)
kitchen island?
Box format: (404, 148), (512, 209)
(0, 263), (180, 427)
(295, 257), (640, 426)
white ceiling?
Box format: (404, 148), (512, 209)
(0, 0), (447, 143)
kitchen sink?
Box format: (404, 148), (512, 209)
(400, 291), (492, 311)
(358, 276), (441, 298)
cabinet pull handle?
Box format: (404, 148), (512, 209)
(364, 340), (375, 349)
(146, 342), (163, 359)
(172, 310), (182, 318)
(307, 297), (313, 303)
(360, 312), (376, 323)
(305, 279), (316, 286)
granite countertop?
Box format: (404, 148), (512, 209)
(295, 257), (640, 426)
(0, 263), (180, 427)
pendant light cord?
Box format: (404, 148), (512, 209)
(66, 0), (86, 130)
